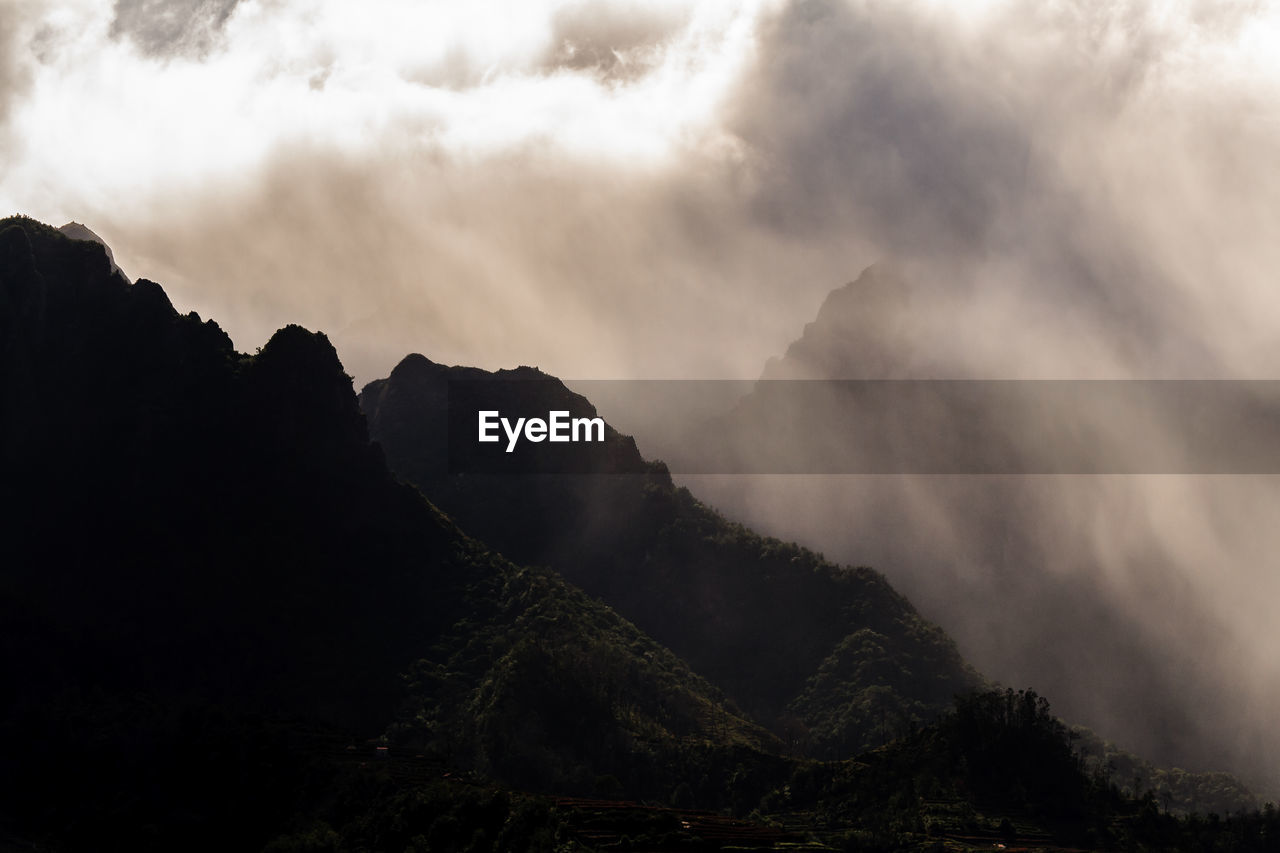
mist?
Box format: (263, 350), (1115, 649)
(672, 0), (1280, 793)
(4, 0), (1280, 793)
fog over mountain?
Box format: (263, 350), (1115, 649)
(665, 266), (1280, 794)
(4, 0), (1280, 795)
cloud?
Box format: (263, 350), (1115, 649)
(673, 0), (1280, 793)
(100, 137), (862, 384)
(729, 0), (1026, 254)
(727, 0), (1280, 378)
(0, 0), (39, 157)
(0, 0), (838, 383)
(0, 0), (772, 212)
(542, 0), (691, 81)
(108, 0), (243, 58)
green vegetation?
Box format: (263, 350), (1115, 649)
(361, 356), (981, 755)
(388, 557), (789, 803)
(3, 216), (1275, 851)
(1073, 726), (1262, 817)
(0, 216), (779, 848)
(754, 688), (1280, 853)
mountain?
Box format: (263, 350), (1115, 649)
(662, 262), (1272, 807)
(5, 215), (1269, 851)
(0, 215), (778, 850)
(57, 221), (130, 283)
(761, 263), (917, 380)
(360, 354), (983, 758)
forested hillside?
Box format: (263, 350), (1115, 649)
(0, 216), (776, 849)
(362, 354), (983, 755)
(2, 215), (1271, 851)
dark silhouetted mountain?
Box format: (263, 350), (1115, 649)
(360, 354), (982, 758)
(0, 215), (777, 850)
(57, 221), (130, 283)
(5, 216), (1267, 852)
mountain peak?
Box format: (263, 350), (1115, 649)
(362, 356), (650, 480)
(389, 352), (441, 377)
(58, 221), (130, 284)
(815, 263), (910, 322)
(763, 263), (916, 379)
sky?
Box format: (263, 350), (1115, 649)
(5, 0), (1270, 386)
(4, 0), (1280, 792)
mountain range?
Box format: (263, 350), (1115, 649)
(0, 215), (1269, 851)
(673, 266), (1280, 794)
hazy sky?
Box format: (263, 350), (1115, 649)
(4, 0), (1271, 385)
(5, 0), (1280, 792)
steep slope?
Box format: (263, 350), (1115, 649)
(57, 221), (130, 282)
(5, 216), (1266, 851)
(0, 215), (775, 850)
(761, 263), (917, 380)
(360, 354), (982, 757)
(674, 262), (1270, 808)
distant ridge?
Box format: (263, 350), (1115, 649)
(762, 263), (915, 380)
(3, 215), (1266, 851)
